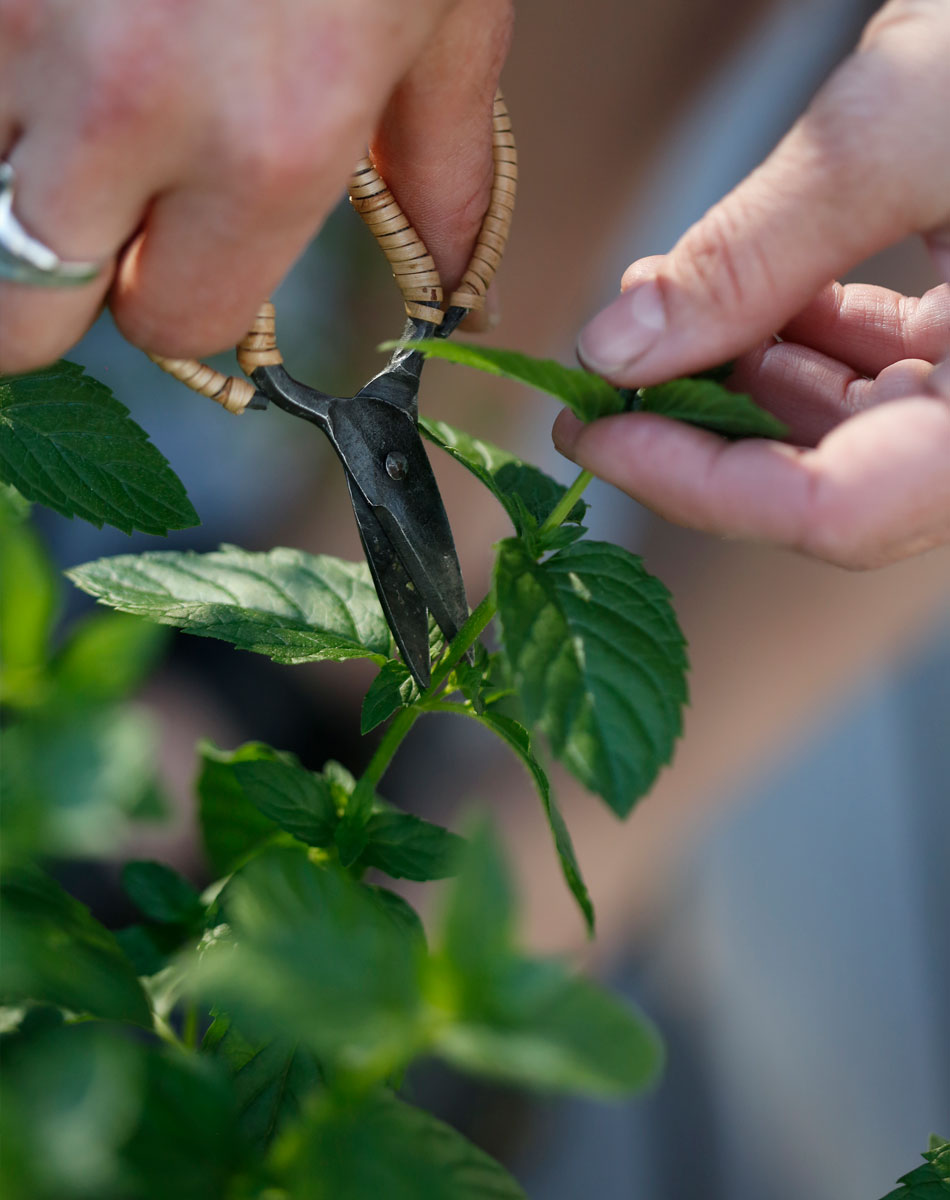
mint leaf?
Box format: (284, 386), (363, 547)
(202, 1015), (324, 1151)
(437, 967), (664, 1097)
(279, 1090), (526, 1199)
(0, 481), (31, 522)
(358, 811), (464, 881)
(231, 758), (339, 848)
(638, 376), (788, 438)
(121, 861), (203, 927)
(0, 361), (198, 534)
(0, 1022), (145, 1199)
(495, 538), (688, 816)
(0, 866), (152, 1025)
(362, 660), (418, 734)
(389, 339), (623, 421)
(434, 820), (662, 1096)
(420, 417), (587, 535)
(476, 712), (593, 933)
(879, 1137), (950, 1199)
(67, 545), (394, 665)
(196, 741), (291, 876)
(191, 850), (423, 1072)
(52, 612), (168, 704)
(0, 504), (58, 707)
(1, 706), (161, 862)
(441, 820), (515, 983)
(121, 1048), (238, 1200)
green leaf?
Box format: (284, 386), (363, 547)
(121, 861), (203, 927)
(276, 1089), (526, 1200)
(358, 811), (464, 881)
(0, 481), (31, 522)
(0, 1022), (145, 1200)
(476, 712), (593, 934)
(495, 538), (688, 817)
(52, 613), (168, 704)
(441, 819), (515, 984)
(0, 866), (152, 1026)
(637, 376), (788, 438)
(369, 886), (427, 951)
(437, 965), (664, 1097)
(67, 545), (394, 665)
(197, 740), (290, 876)
(434, 828), (662, 1096)
(0, 706), (162, 863)
(361, 660), (418, 734)
(191, 850), (423, 1074)
(115, 924), (190, 978)
(231, 758), (339, 848)
(0, 504), (58, 706)
(120, 1047), (238, 1200)
(0, 360), (198, 534)
(1, 1024), (238, 1200)
(879, 1137), (950, 1199)
(389, 339), (623, 421)
(203, 1015), (324, 1152)
(420, 418), (587, 536)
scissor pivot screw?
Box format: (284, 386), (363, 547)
(385, 451), (409, 480)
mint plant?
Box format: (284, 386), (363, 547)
(8, 344), (907, 1199)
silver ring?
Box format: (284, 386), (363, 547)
(0, 160), (108, 286)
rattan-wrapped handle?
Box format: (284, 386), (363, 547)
(149, 301), (281, 414)
(349, 90), (516, 321)
(148, 91), (516, 411)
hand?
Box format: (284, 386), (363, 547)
(558, 0), (950, 570)
(0, 0), (512, 374)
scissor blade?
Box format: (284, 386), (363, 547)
(328, 397), (470, 653)
(345, 476), (433, 689)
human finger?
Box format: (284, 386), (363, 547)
(554, 363), (950, 568)
(371, 0), (514, 294)
(728, 340), (935, 444)
(778, 281), (950, 376)
(576, 0), (950, 386)
(111, 2), (462, 358)
(0, 31), (183, 374)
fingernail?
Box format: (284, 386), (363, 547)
(929, 355), (950, 400)
(577, 280), (666, 376)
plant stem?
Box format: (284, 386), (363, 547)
(354, 705), (420, 805)
(182, 1002), (199, 1050)
(352, 469), (594, 798)
(424, 592), (496, 700)
(538, 469), (594, 536)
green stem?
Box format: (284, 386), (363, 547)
(350, 705), (417, 820)
(182, 1003), (199, 1050)
(351, 469), (594, 798)
(538, 469), (594, 536)
(423, 591), (496, 700)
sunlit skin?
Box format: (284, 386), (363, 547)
(564, 0), (950, 569)
(0, 0), (512, 373)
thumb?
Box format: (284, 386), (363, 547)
(577, 0), (950, 387)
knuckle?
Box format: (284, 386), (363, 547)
(77, 27), (177, 140)
(673, 199), (776, 316)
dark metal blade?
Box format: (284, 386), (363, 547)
(327, 396), (469, 650)
(345, 476), (433, 689)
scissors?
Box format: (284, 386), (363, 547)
(149, 93), (516, 689)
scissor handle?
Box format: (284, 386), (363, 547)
(149, 90), (516, 411)
(349, 91), (516, 323)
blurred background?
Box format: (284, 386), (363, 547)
(36, 0), (949, 1195)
